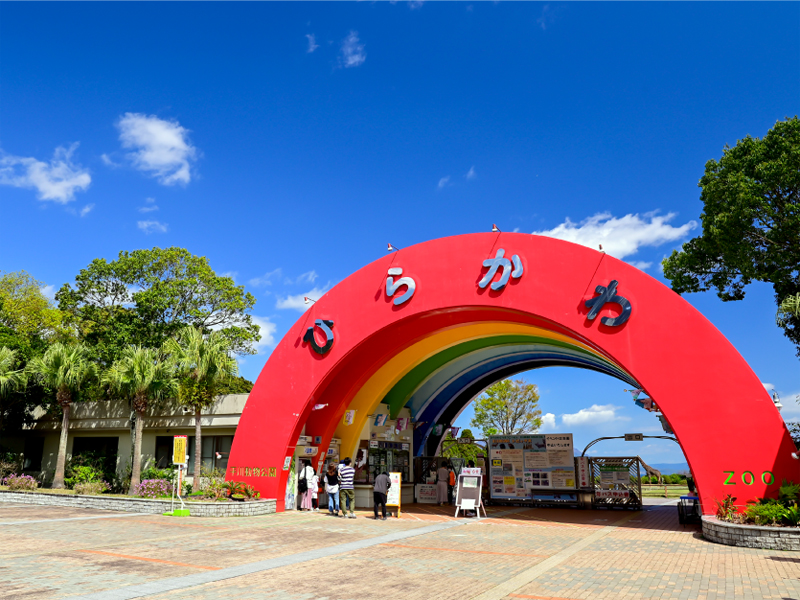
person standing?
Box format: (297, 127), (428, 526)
(437, 460), (449, 506)
(338, 457), (356, 518)
(298, 459), (314, 511)
(325, 463), (340, 516)
(309, 468), (320, 512)
(373, 471), (391, 520)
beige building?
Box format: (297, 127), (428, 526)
(2, 395), (248, 482)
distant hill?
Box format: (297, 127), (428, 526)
(648, 463), (690, 475)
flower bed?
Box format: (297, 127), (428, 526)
(0, 488), (276, 517)
(702, 516), (800, 550)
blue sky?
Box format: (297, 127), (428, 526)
(1, 2), (798, 464)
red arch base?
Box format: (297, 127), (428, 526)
(227, 233), (797, 514)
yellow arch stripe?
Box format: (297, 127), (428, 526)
(334, 321), (612, 460)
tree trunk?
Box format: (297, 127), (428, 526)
(129, 396), (146, 495)
(52, 395), (71, 489)
(194, 406), (202, 486)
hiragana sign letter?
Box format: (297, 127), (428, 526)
(584, 280), (631, 327)
(478, 249), (523, 291)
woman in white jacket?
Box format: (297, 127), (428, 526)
(298, 459), (315, 511)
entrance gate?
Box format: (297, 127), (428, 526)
(226, 233), (796, 514)
(590, 457), (643, 510)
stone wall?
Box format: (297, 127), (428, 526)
(702, 516), (800, 550)
(0, 489), (276, 517)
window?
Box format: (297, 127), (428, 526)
(185, 435), (233, 475)
(23, 437), (44, 471)
(72, 437), (119, 476)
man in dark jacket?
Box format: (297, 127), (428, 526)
(373, 471), (391, 520)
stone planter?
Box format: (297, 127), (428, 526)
(0, 489), (275, 518)
(702, 515), (800, 550)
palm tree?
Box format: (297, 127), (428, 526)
(27, 343), (97, 489)
(0, 347), (27, 433)
(104, 345), (177, 494)
(163, 326), (237, 481)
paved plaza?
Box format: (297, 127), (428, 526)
(1, 499), (799, 600)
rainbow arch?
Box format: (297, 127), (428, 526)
(228, 233), (796, 513)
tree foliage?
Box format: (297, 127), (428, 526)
(470, 379), (542, 436)
(442, 428), (479, 464)
(104, 345), (177, 492)
(0, 271), (67, 346)
(662, 117), (800, 351)
(56, 247), (260, 367)
(27, 342), (97, 488)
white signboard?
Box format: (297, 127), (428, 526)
(595, 489), (630, 499)
(416, 483), (438, 504)
(576, 456), (591, 488)
(386, 472), (401, 507)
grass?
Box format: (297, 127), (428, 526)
(0, 485), (258, 502)
(641, 485), (690, 498)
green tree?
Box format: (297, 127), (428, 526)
(470, 379), (542, 437)
(27, 343), (97, 488)
(163, 326), (238, 479)
(0, 271), (68, 347)
(56, 247), (260, 367)
(442, 428), (479, 464)
(663, 117), (800, 352)
(0, 347), (27, 432)
(104, 346), (177, 493)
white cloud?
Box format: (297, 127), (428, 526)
(561, 404), (628, 427)
(219, 271), (238, 283)
(537, 4), (558, 30)
(628, 261), (652, 271)
(340, 31), (366, 68)
(438, 176), (450, 189)
(79, 204), (95, 218)
(466, 166), (476, 180)
(0, 143), (91, 203)
(117, 113), (197, 185)
(539, 413), (556, 432)
(306, 34), (319, 53)
(533, 212), (696, 260)
(137, 220), (168, 234)
(138, 197), (159, 213)
(249, 268), (283, 287)
(40, 285), (56, 300)
(408, 1), (424, 9)
(276, 286), (329, 312)
(763, 382), (775, 393)
(294, 270), (318, 285)
(251, 315), (278, 353)
(101, 153), (120, 167)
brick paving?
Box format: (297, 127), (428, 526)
(0, 501), (798, 599)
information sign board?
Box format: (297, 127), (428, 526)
(488, 434), (576, 501)
(624, 433), (644, 442)
(172, 435), (187, 466)
(386, 472), (401, 514)
(454, 470), (486, 518)
(415, 483), (437, 503)
(576, 456), (591, 488)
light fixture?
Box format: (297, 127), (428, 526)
(491, 224), (500, 233)
(772, 390), (783, 412)
(599, 244), (605, 252)
(387, 243), (401, 252)
(304, 296), (316, 305)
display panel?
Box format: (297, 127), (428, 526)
(489, 434), (576, 500)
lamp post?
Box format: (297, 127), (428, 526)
(773, 390), (783, 412)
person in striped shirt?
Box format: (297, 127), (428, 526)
(338, 457), (356, 518)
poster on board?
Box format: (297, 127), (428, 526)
(489, 434), (576, 500)
(386, 472), (401, 508)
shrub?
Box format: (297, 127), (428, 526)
(132, 479), (172, 499)
(785, 504), (800, 527)
(65, 465), (104, 489)
(0, 452), (23, 479)
(74, 481), (109, 495)
(778, 480), (800, 506)
(714, 494), (737, 521)
(141, 466), (177, 483)
(744, 502), (787, 526)
(3, 473), (38, 491)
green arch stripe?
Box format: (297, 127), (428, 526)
(384, 333), (628, 418)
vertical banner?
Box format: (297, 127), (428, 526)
(343, 410), (356, 426)
(172, 435), (188, 465)
(577, 456), (591, 488)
